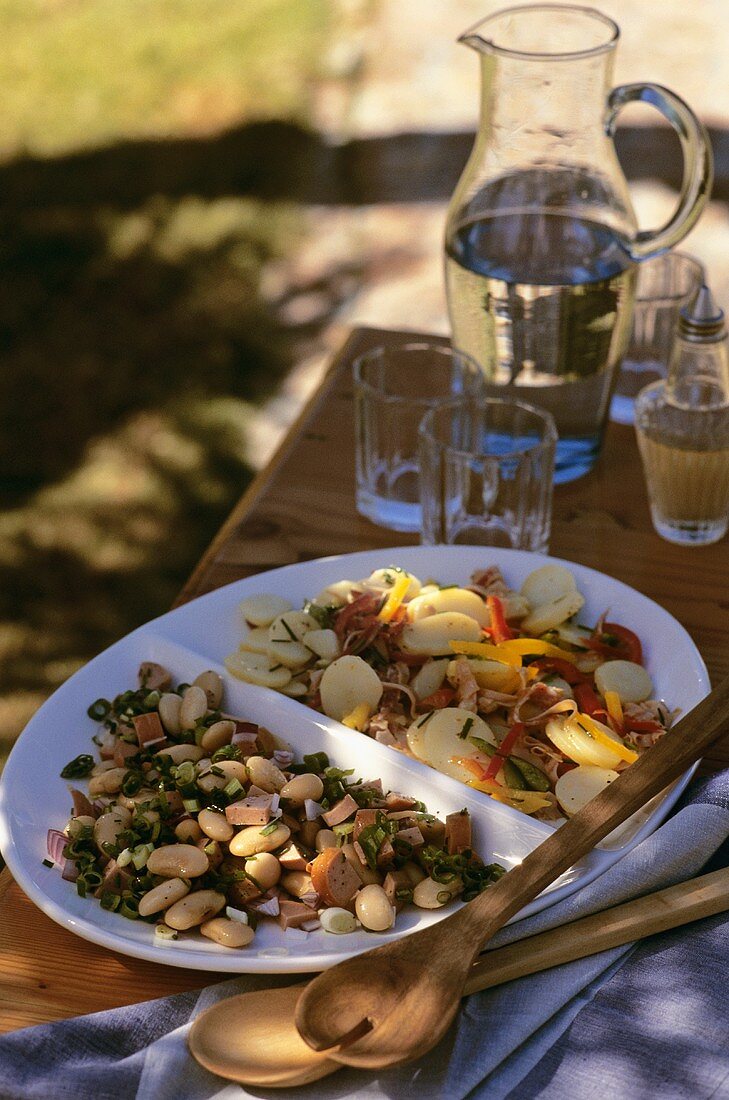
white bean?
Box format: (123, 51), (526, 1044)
(193, 670), (224, 709)
(279, 773), (324, 805)
(198, 808), (234, 843)
(158, 693), (182, 735)
(315, 829), (338, 852)
(412, 876), (462, 909)
(197, 759), (248, 793)
(93, 806), (132, 851)
(355, 885), (395, 931)
(88, 768), (128, 796)
(138, 878), (190, 917)
(319, 655), (383, 722)
(246, 755), (287, 793)
(229, 822), (291, 858)
(179, 685), (208, 730)
(175, 819), (203, 843)
(155, 743), (204, 764)
(244, 852), (281, 891)
(200, 719), (236, 753)
(165, 889), (226, 930)
(146, 843), (209, 878)
(200, 917), (255, 948)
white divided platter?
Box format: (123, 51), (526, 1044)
(0, 546), (710, 973)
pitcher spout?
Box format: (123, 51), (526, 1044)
(458, 30), (488, 53)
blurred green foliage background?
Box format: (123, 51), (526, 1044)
(0, 0), (341, 766)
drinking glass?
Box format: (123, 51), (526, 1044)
(610, 252), (704, 425)
(418, 396), (556, 550)
(353, 343), (483, 532)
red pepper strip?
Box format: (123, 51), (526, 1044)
(530, 656), (587, 686)
(483, 722), (525, 782)
(622, 715), (663, 733)
(588, 622), (643, 664)
(486, 595), (516, 643)
(574, 683), (606, 718)
(417, 687), (456, 710)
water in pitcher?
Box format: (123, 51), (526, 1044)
(446, 209), (637, 482)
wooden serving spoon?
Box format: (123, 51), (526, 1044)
(189, 866), (729, 1088)
(294, 673), (729, 1069)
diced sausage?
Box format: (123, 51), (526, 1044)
(322, 794), (359, 827)
(395, 826), (424, 849)
(352, 809), (378, 842)
(382, 869), (414, 912)
(385, 791), (417, 812)
(138, 662), (172, 692)
(113, 741), (141, 768)
(227, 877), (263, 908)
(280, 812), (301, 835)
(309, 847), (361, 908)
(98, 860), (134, 897)
(278, 842), (312, 871)
(132, 712), (167, 749)
(225, 795), (273, 826)
(445, 809), (472, 855)
(278, 899), (321, 930)
(70, 788), (96, 819)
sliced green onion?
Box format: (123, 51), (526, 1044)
(436, 890), (453, 904)
(132, 843), (154, 871)
(116, 847), (133, 868)
(155, 925), (178, 940)
(224, 777), (244, 799)
(183, 798), (201, 813)
(260, 821), (279, 836)
(87, 699), (112, 721)
(42, 858), (54, 869)
(100, 892), (121, 911)
(119, 897), (139, 920)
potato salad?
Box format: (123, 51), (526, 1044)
(47, 663), (505, 947)
(226, 564), (674, 821)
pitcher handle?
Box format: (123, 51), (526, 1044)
(606, 83), (713, 261)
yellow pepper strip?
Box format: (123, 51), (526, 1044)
(496, 638), (577, 662)
(377, 573), (411, 622)
(341, 703), (372, 731)
(577, 712), (638, 763)
(604, 690), (624, 727)
(449, 641), (522, 667)
(468, 777), (552, 814)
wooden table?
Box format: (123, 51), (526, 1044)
(1, 325), (727, 1032)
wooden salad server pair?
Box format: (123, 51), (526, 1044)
(190, 673), (729, 1085)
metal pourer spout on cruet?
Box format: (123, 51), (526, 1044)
(666, 285), (729, 411)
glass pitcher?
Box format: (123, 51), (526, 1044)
(445, 4), (713, 482)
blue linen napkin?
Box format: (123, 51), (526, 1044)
(1, 771), (728, 1100)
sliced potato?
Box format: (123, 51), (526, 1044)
(224, 650), (292, 689)
(238, 625), (270, 655)
(555, 764), (619, 816)
(366, 567), (421, 599)
(406, 707), (495, 782)
(319, 655), (383, 722)
(407, 587), (489, 627)
(595, 660), (653, 703)
(546, 715), (625, 769)
(400, 612), (482, 656)
(521, 590), (585, 636)
(410, 659), (448, 701)
(279, 678), (309, 698)
(520, 564), (577, 608)
(267, 611), (318, 669)
(302, 628), (340, 663)
(239, 594), (292, 627)
(311, 580), (359, 607)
